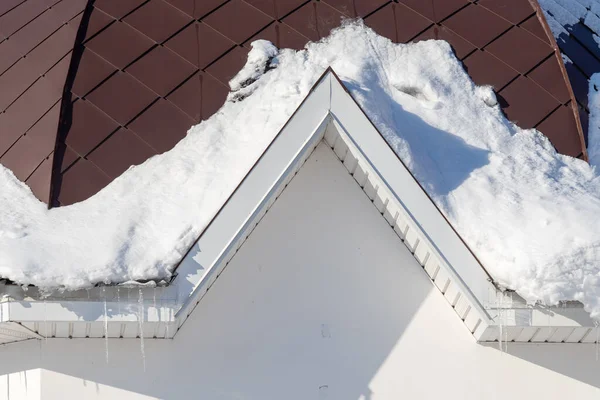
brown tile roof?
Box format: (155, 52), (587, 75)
(536, 1), (600, 153)
(0, 0), (86, 203)
(0, 0), (588, 207)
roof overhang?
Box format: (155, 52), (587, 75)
(0, 69), (595, 345)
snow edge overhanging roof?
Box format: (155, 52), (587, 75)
(0, 69), (594, 346)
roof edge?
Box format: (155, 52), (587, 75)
(529, 0), (589, 161)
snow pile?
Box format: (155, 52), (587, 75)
(2, 22), (600, 316)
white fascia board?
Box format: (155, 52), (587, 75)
(1, 69), (592, 343)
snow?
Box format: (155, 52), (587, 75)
(2, 22), (600, 317)
(588, 74), (600, 166)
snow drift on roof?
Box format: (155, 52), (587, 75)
(1, 22), (600, 317)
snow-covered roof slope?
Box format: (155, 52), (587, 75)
(537, 0), (600, 164)
(1, 22), (600, 317)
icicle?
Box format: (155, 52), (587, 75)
(117, 287), (121, 315)
(138, 289), (146, 371)
(496, 293), (503, 354)
(103, 287), (109, 364)
(594, 321), (600, 361)
(165, 306), (171, 339)
(43, 299), (48, 342)
(153, 288), (157, 336)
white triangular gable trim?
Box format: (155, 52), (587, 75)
(172, 69), (497, 340)
(0, 69), (595, 344)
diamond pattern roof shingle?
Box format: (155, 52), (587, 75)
(0, 0), (587, 207)
(536, 0), (600, 154)
(0, 0), (85, 203)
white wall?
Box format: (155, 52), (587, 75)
(1, 143), (600, 399)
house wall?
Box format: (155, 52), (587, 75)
(1, 143), (600, 399)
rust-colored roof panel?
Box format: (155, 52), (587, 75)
(56, 144), (79, 173)
(85, 71), (158, 125)
(86, 127), (157, 178)
(477, 0), (534, 25)
(56, 158), (111, 205)
(164, 0), (227, 19)
(166, 71), (229, 122)
(245, 21), (310, 50)
(82, 7), (112, 41)
(412, 24), (475, 59)
(22, 23), (78, 73)
(485, 26), (553, 74)
(65, 99), (118, 156)
(93, 0), (145, 20)
(25, 155), (53, 203)
(123, 0), (192, 43)
(127, 98), (195, 153)
(85, 20), (154, 69)
(0, 39), (24, 75)
(361, 3), (395, 41)
(282, 1), (347, 41)
(22, 101), (62, 157)
(537, 105), (582, 157)
(444, 3), (512, 48)
(70, 48), (116, 97)
(0, 0), (84, 203)
(393, 3), (434, 43)
(0, 134), (51, 182)
(126, 46), (196, 96)
(322, 0), (387, 18)
(0, 0), (26, 17)
(0, 0), (56, 38)
(519, 13), (550, 44)
(244, 0), (308, 19)
(3, 101), (63, 183)
(3, 76), (63, 148)
(164, 22), (234, 68)
(399, 0), (469, 23)
(462, 49), (519, 90)
(49, 0), (87, 23)
(499, 75), (560, 128)
(0, 0), (587, 206)
(527, 56), (571, 104)
(1, 100), (60, 186)
(203, 0), (272, 44)
(205, 46), (250, 86)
